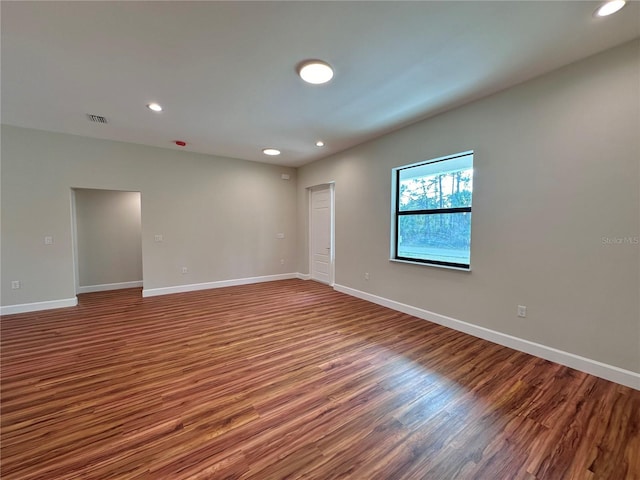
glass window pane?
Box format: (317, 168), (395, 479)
(397, 212), (471, 265)
(398, 155), (473, 212)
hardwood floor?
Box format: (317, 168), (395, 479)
(1, 279), (638, 479)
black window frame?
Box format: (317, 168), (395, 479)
(393, 151), (473, 270)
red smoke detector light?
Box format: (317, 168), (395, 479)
(175, 140), (187, 147)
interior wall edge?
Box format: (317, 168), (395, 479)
(142, 273), (299, 298)
(0, 297), (78, 316)
(334, 283), (640, 390)
(76, 281), (144, 294)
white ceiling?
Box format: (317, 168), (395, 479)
(2, 1), (639, 167)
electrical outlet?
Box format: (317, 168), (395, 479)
(44, 236), (53, 245)
(364, 272), (370, 281)
(280, 259), (285, 265)
(11, 280), (21, 289)
(517, 305), (527, 318)
(154, 234), (164, 242)
(181, 267), (188, 274)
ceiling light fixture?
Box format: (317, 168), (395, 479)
(298, 60), (334, 85)
(263, 148), (281, 156)
(315, 141), (325, 147)
(595, 0), (626, 16)
(147, 103), (163, 112)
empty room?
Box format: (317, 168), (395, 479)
(1, 1), (639, 479)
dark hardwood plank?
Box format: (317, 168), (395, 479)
(1, 280), (638, 479)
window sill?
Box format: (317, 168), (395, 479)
(389, 258), (472, 272)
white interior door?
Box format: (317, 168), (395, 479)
(310, 185), (333, 284)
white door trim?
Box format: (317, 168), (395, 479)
(71, 187), (143, 295)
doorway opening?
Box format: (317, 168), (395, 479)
(308, 183), (335, 285)
(71, 188), (143, 294)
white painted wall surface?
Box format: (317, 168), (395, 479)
(1, 130), (297, 305)
(297, 40), (640, 373)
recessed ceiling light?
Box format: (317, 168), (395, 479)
(595, 0), (626, 16)
(263, 148), (281, 156)
(147, 103), (163, 112)
(315, 141), (325, 147)
(298, 60), (334, 85)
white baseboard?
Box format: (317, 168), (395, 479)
(1, 274), (304, 314)
(142, 273), (299, 298)
(77, 281), (143, 294)
(296, 273), (311, 280)
(334, 284), (640, 391)
(0, 297), (78, 316)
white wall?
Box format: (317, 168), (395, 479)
(1, 129), (297, 305)
(74, 188), (142, 289)
(297, 40), (640, 374)
(1, 39), (637, 382)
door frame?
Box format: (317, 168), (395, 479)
(308, 183), (335, 286)
(70, 187), (143, 295)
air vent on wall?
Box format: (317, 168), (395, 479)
(86, 114), (108, 124)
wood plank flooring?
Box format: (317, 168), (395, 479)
(1, 279), (638, 479)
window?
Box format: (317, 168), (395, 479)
(392, 151), (473, 269)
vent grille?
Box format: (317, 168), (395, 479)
(86, 114), (108, 124)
